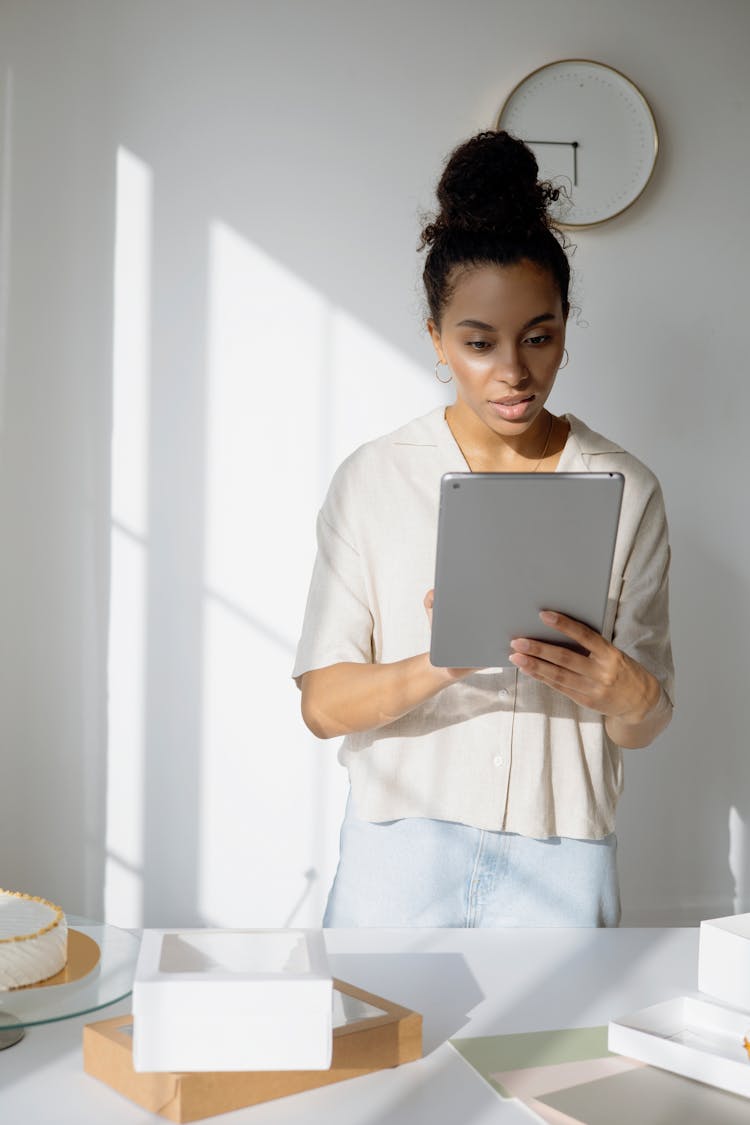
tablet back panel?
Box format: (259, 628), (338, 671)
(429, 472), (624, 668)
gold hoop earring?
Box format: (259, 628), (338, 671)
(435, 360), (452, 384)
(559, 348), (569, 370)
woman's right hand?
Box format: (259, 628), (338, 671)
(298, 593), (477, 739)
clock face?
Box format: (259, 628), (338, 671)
(497, 60), (658, 227)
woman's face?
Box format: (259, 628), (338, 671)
(428, 259), (567, 438)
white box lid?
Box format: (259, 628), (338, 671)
(701, 913), (750, 940)
(698, 913), (750, 1011)
(134, 928), (331, 985)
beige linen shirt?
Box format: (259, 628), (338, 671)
(293, 407), (674, 839)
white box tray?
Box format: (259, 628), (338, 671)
(609, 995), (750, 1099)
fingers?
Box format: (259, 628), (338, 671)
(508, 610), (611, 673)
(509, 649), (617, 714)
(537, 610), (607, 653)
(509, 657), (597, 708)
(509, 611), (613, 702)
(509, 636), (592, 676)
(509, 611), (655, 724)
(509, 648), (595, 691)
(424, 589), (435, 611)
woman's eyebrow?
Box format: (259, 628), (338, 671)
(455, 317), (496, 330)
(523, 312), (557, 329)
(454, 312), (557, 330)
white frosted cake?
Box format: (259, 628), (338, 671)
(0, 889), (68, 989)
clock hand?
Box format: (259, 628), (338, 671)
(524, 140), (580, 187)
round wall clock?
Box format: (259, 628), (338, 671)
(495, 59), (659, 228)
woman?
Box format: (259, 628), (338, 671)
(293, 130), (674, 927)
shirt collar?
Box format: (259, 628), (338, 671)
(406, 405), (621, 472)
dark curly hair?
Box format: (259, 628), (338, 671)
(418, 130), (572, 329)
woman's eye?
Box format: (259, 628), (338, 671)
(525, 334), (551, 346)
(467, 340), (492, 351)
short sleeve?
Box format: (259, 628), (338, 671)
(291, 506), (374, 685)
(611, 479), (675, 707)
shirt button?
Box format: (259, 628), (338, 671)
(493, 755), (503, 767)
(499, 688), (509, 697)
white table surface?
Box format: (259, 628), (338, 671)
(0, 927), (700, 1124)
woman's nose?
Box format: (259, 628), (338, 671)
(495, 347), (525, 385)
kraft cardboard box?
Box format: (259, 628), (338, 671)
(83, 978), (422, 1123)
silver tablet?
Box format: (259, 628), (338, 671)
(429, 472), (624, 668)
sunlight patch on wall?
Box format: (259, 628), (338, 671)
(203, 221), (326, 636)
(110, 150), (151, 537)
(200, 598), (318, 924)
(199, 221), (326, 925)
(729, 806), (747, 914)
(198, 221), (438, 925)
(105, 147), (152, 927)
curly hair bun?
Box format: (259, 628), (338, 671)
(421, 130), (560, 245)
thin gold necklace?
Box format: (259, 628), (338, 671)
(446, 408), (555, 472)
(528, 413), (555, 472)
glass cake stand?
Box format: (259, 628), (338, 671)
(0, 918), (140, 1049)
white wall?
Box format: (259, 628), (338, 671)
(0, 0), (748, 927)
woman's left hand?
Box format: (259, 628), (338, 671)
(509, 611), (666, 745)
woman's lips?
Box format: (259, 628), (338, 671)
(488, 395), (535, 421)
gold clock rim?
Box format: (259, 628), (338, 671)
(494, 57), (659, 229)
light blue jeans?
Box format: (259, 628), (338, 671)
(323, 792), (621, 927)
